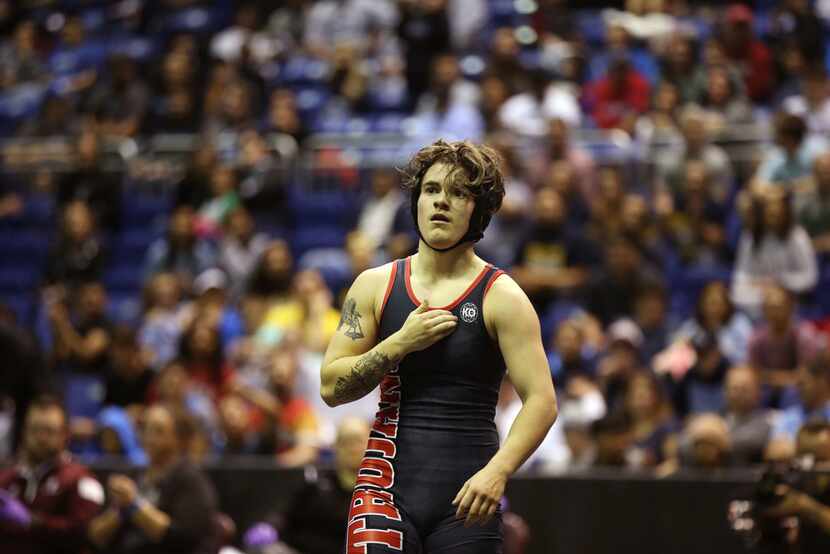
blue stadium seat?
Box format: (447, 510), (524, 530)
(0, 267), (41, 293)
(290, 226), (347, 258)
(62, 372), (105, 419)
(103, 265), (143, 294)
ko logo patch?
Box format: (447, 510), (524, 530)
(460, 302), (478, 323)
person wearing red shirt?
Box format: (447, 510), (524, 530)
(585, 55), (650, 133)
(0, 395), (105, 554)
(721, 4), (774, 102)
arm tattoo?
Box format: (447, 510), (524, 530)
(337, 298), (365, 340)
(333, 350), (400, 404)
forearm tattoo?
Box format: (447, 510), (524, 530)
(333, 350), (400, 403)
(337, 298), (365, 340)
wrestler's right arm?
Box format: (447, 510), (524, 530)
(320, 265), (457, 407)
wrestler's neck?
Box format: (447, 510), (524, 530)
(413, 242), (478, 282)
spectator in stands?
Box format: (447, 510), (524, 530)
(0, 395), (105, 554)
(528, 117), (598, 202)
(236, 129), (288, 218)
(656, 105), (734, 202)
(768, 351), (830, 446)
(752, 112), (829, 190)
(57, 130), (121, 232)
(0, 20), (44, 89)
(88, 404), (219, 554)
(104, 326), (154, 416)
(215, 393), (264, 456)
(149, 361), (218, 451)
(748, 284), (824, 408)
(85, 55), (150, 138)
(682, 413), (732, 469)
(19, 94), (81, 138)
(191, 268), (246, 351)
(175, 142), (216, 210)
(487, 27), (527, 93)
(720, 3), (774, 102)
(0, 305), (50, 454)
(43, 201), (105, 290)
(674, 281), (753, 366)
(543, 159), (589, 226)
(210, 4), (275, 65)
(783, 68), (830, 136)
(139, 272), (193, 370)
(510, 187), (592, 313)
(586, 237), (661, 327)
(584, 54), (650, 133)
(657, 160), (730, 267)
(659, 32), (698, 103)
(591, 412), (633, 468)
(634, 80), (681, 146)
(263, 88), (307, 144)
(145, 87), (200, 135)
(417, 52), (479, 113)
(235, 342), (320, 466)
(619, 194), (664, 267)
(356, 168), (403, 250)
(477, 141), (534, 268)
(219, 206), (270, 300)
(260, 269), (340, 353)
(587, 165), (626, 243)
(48, 281), (112, 376)
(397, 0), (450, 104)
(622, 372), (677, 469)
(669, 331), (729, 418)
(797, 152), (830, 259)
(696, 63), (754, 139)
(498, 67), (581, 135)
(279, 416), (368, 553)
(723, 365), (771, 465)
(194, 164), (241, 238)
(731, 190), (818, 317)
(597, 319), (646, 412)
(246, 240), (295, 300)
(203, 78), (258, 136)
(305, 0), (398, 61)
(547, 318), (598, 385)
(142, 205), (217, 285)
(178, 321), (235, 401)
(634, 285), (674, 363)
(478, 73), (511, 133)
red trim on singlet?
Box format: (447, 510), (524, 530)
(483, 269), (505, 299)
(378, 261), (398, 321)
(404, 256), (492, 310)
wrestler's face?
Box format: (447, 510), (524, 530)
(417, 162), (476, 249)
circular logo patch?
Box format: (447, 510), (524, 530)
(460, 302), (478, 323)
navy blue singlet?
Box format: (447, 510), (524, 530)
(345, 256), (507, 554)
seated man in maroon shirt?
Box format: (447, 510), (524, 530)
(748, 284), (825, 408)
(0, 395), (105, 554)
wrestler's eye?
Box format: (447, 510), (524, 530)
(453, 188), (469, 199)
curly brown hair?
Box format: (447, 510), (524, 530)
(400, 139), (506, 246)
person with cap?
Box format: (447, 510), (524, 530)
(0, 395), (105, 554)
(320, 139), (557, 552)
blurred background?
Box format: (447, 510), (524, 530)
(2, 0), (830, 553)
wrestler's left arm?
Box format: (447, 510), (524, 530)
(453, 274), (557, 526)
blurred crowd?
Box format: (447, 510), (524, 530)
(2, 0), (830, 490)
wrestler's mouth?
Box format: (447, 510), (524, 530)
(430, 213), (451, 223)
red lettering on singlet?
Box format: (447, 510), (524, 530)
(347, 517), (403, 553)
(349, 489), (401, 521)
(365, 437), (396, 458)
(372, 406), (399, 439)
(356, 457), (394, 489)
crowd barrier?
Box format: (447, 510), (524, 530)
(88, 462), (755, 554)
